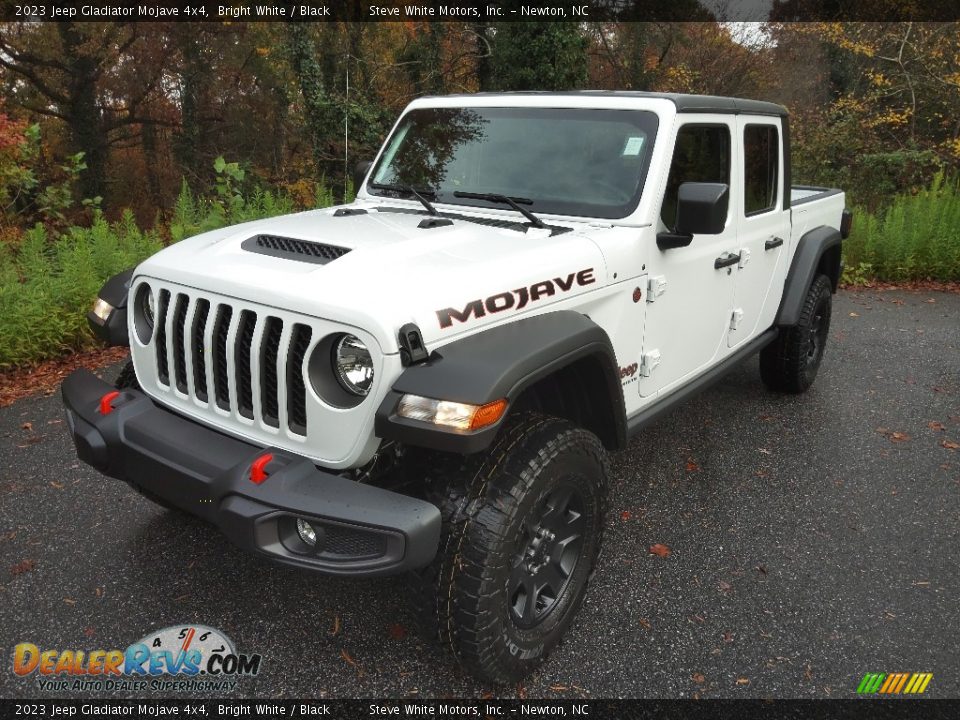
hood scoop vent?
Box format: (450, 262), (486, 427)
(242, 234), (351, 265)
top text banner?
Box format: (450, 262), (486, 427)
(3, 0), (958, 23)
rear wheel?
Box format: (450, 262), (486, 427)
(760, 274), (833, 393)
(408, 413), (609, 683)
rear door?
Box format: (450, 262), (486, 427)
(728, 118), (790, 347)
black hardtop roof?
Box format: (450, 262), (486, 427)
(426, 91), (788, 118)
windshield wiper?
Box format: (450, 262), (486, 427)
(453, 191), (546, 229)
(368, 182), (438, 215)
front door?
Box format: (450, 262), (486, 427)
(638, 118), (739, 398)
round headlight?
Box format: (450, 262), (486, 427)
(142, 288), (155, 328)
(133, 283), (155, 344)
(332, 335), (374, 396)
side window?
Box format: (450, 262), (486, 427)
(660, 125), (731, 229)
(743, 124), (779, 215)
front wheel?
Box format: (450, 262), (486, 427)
(760, 273), (833, 393)
(409, 413), (609, 683)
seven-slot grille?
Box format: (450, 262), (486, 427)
(153, 291), (313, 435)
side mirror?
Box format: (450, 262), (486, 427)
(657, 182), (729, 250)
(353, 160), (372, 193)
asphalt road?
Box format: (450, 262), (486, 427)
(1, 289), (958, 700)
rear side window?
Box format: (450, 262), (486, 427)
(744, 124), (779, 215)
(660, 125), (731, 229)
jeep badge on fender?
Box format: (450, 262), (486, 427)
(63, 92), (848, 684)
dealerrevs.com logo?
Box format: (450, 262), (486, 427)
(12, 624), (261, 693)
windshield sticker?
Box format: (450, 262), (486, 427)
(622, 136), (645, 156)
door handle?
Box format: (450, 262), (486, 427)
(714, 252), (741, 269)
(765, 237), (784, 250)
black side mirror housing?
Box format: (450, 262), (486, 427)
(657, 182), (730, 250)
(353, 160), (372, 193)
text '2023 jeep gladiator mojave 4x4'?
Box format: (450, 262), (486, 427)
(64, 92), (850, 683)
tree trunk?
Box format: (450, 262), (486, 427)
(58, 23), (108, 201)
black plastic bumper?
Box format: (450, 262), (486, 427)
(61, 369), (441, 577)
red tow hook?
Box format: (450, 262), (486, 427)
(98, 390), (121, 415)
(250, 453), (274, 484)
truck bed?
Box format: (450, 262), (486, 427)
(791, 185), (843, 206)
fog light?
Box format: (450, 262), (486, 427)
(397, 395), (508, 431)
(92, 297), (114, 323)
(296, 518), (317, 546)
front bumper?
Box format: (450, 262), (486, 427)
(61, 369), (441, 577)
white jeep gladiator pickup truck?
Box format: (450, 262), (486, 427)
(63, 91), (851, 683)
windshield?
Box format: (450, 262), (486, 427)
(368, 106), (659, 220)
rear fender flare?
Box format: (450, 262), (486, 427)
(776, 226), (841, 327)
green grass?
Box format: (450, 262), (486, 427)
(843, 175), (960, 282)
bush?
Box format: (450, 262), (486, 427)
(0, 213), (162, 368)
(843, 174), (960, 282)
(0, 156), (332, 368)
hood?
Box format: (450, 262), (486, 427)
(136, 204), (607, 354)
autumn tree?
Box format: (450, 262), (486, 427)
(0, 22), (172, 202)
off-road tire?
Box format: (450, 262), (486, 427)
(760, 273), (833, 394)
(114, 360), (178, 512)
(115, 360), (140, 390)
(408, 413), (609, 683)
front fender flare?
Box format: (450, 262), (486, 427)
(375, 311), (625, 454)
(88, 268), (134, 346)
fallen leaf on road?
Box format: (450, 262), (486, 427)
(21, 422), (33, 431)
(849, 312), (859, 317)
(692, 673), (705, 684)
(805, 665), (814, 681)
(941, 439), (959, 450)
(330, 615), (340, 636)
(718, 580), (732, 594)
(620, 510), (632, 521)
(49, 481), (64, 489)
(736, 677), (750, 686)
(755, 565), (768, 576)
(925, 298), (936, 304)
(388, 623), (407, 640)
(649, 543), (671, 557)
(83, 627), (95, 638)
(549, 685), (568, 692)
(638, 618), (651, 630)
(723, 632), (735, 643)
(685, 459), (700, 472)
(928, 421), (946, 432)
(340, 649), (356, 667)
(63, 598), (76, 605)
(517, 683), (527, 699)
(10, 559), (35, 575)
(876, 427), (911, 442)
